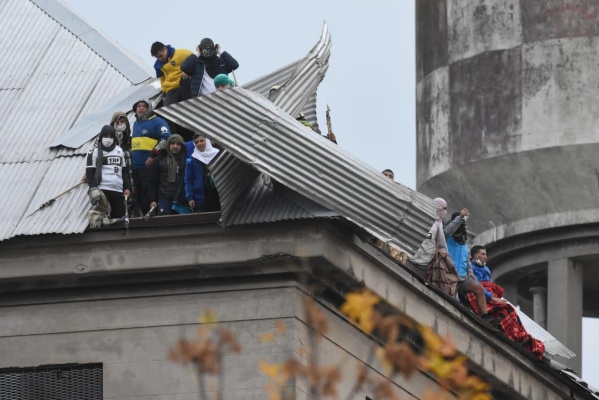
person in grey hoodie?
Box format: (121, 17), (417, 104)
(407, 198), (468, 278)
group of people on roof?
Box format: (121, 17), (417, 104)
(84, 38), (239, 225)
(85, 36), (342, 226)
(380, 195), (546, 359)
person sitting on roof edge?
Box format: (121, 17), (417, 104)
(151, 41), (193, 106)
(180, 38), (239, 100)
(445, 210), (501, 327)
(185, 134), (221, 213)
(464, 245), (545, 359)
(86, 125), (131, 219)
(148, 134), (189, 215)
(214, 74), (235, 91)
(131, 100), (171, 216)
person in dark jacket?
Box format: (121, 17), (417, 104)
(180, 38), (239, 99)
(148, 134), (188, 215)
(184, 134), (221, 213)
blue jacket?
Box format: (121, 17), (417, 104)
(471, 261), (494, 301)
(185, 156), (206, 203)
(180, 52), (239, 98)
(446, 237), (470, 279)
(131, 114), (171, 169)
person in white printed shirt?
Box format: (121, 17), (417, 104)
(85, 125), (132, 218)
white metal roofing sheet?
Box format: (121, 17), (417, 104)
(156, 88), (434, 254)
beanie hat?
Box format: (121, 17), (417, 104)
(199, 38), (214, 48)
(214, 74), (234, 87)
(99, 125), (116, 138)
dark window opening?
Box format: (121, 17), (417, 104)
(0, 363), (102, 400)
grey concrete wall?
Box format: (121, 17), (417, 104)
(0, 281), (441, 399)
(416, 2), (599, 360)
(416, 0), (599, 233)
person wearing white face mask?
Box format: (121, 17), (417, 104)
(85, 125), (131, 219)
(110, 112), (131, 151)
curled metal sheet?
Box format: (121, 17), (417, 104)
(157, 87), (434, 254)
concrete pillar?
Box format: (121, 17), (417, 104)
(529, 286), (547, 329)
(547, 258), (583, 372)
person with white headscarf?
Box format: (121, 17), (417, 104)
(407, 197), (453, 278)
(184, 133), (221, 213)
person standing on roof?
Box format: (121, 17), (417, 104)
(131, 100), (171, 215)
(151, 41), (193, 106)
(382, 169), (394, 180)
(85, 125), (131, 218)
(185, 133), (221, 213)
(147, 135), (189, 215)
(180, 38), (239, 99)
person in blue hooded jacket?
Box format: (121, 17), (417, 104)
(446, 211), (500, 326)
(184, 134), (221, 213)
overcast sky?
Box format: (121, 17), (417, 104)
(63, 0), (598, 387)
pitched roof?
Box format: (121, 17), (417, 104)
(0, 0), (154, 241)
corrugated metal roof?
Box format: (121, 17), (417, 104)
(210, 151), (261, 223)
(0, 0), (153, 241)
(155, 23), (434, 253)
(50, 82), (162, 151)
(32, 0), (153, 84)
(243, 59), (321, 134)
(157, 87), (434, 254)
(224, 174), (338, 226)
(512, 301), (576, 359)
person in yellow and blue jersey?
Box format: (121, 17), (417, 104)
(151, 41), (193, 106)
(130, 100), (171, 215)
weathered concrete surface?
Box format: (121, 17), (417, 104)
(0, 220), (583, 399)
(448, 0), (522, 62)
(416, 0), (448, 81)
(416, 67), (450, 185)
(522, 0), (599, 42)
(522, 36), (599, 150)
(449, 47), (522, 167)
(416, 1), (599, 377)
(548, 258), (583, 371)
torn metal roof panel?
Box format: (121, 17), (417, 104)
(50, 82), (162, 151)
(157, 88), (434, 254)
(224, 174), (338, 226)
(209, 151), (261, 223)
(243, 59), (321, 134)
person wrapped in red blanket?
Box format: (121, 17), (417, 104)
(465, 246), (545, 359)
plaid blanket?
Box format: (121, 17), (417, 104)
(465, 281), (545, 359)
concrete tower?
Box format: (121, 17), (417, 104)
(416, 1), (599, 371)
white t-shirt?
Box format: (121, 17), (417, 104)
(199, 65), (216, 96)
(86, 146), (127, 192)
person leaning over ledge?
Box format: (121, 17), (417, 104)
(151, 41), (193, 106)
